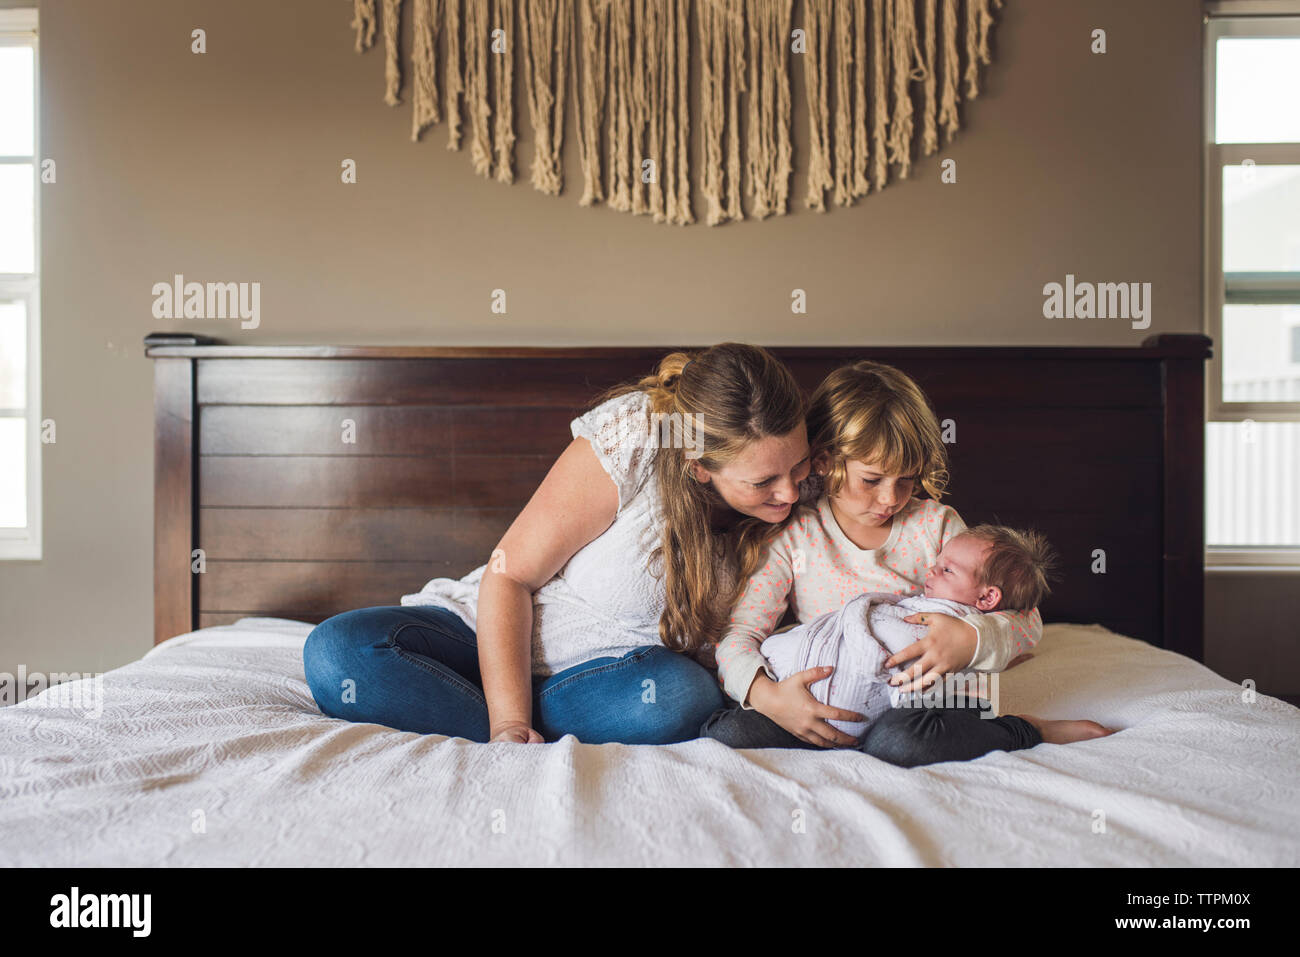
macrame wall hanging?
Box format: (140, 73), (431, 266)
(349, 0), (1003, 225)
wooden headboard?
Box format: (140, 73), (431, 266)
(144, 334), (1212, 661)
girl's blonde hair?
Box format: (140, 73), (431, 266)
(805, 360), (949, 502)
(598, 343), (806, 653)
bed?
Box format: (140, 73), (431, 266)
(4, 332), (1298, 866)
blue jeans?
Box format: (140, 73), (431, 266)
(302, 606), (726, 744)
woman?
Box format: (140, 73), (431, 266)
(303, 343), (814, 744)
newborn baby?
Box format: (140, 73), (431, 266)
(760, 524), (1056, 740)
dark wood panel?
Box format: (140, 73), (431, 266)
(782, 358), (1163, 408)
(195, 458), (1157, 535)
(1039, 564), (1161, 635)
(200, 454), (551, 508)
(950, 512), (1160, 640)
(199, 405), (577, 455)
(200, 405), (1162, 458)
(193, 507), (1159, 630)
(200, 561), (459, 616)
(1047, 618), (1160, 644)
(199, 508), (514, 562)
(1163, 351), (1207, 661)
(943, 458), (1161, 513)
(197, 357), (656, 406)
(934, 409), (1162, 455)
(194, 355), (1164, 408)
(949, 509), (1159, 547)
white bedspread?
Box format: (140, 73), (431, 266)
(1, 619), (1297, 866)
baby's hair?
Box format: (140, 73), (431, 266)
(805, 361), (949, 501)
(961, 525), (1059, 611)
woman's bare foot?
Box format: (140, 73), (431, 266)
(1017, 715), (1115, 745)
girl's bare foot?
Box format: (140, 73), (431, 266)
(1017, 715), (1115, 745)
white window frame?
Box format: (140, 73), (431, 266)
(1204, 5), (1300, 420)
(1204, 2), (1300, 567)
(0, 7), (40, 560)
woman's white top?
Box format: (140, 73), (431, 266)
(401, 390), (669, 677)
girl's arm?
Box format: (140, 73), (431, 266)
(714, 542), (794, 708)
(477, 435), (619, 742)
(962, 606), (1042, 671)
(716, 542), (862, 748)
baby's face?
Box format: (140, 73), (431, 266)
(924, 536), (995, 607)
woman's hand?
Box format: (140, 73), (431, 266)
(490, 721), (545, 744)
(748, 669), (864, 749)
(887, 612), (979, 694)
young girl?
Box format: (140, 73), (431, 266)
(702, 360), (1113, 764)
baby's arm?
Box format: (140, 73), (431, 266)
(714, 539), (795, 709)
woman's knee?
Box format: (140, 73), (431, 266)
(302, 608), (394, 716)
(637, 647), (727, 738)
(537, 645), (726, 744)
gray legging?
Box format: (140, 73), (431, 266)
(700, 693), (1042, 766)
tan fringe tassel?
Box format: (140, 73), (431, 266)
(607, 0), (633, 212)
(445, 0), (464, 150)
(348, 0), (1003, 225)
(887, 0), (925, 179)
(831, 0), (855, 207)
(642, 0), (665, 219)
(699, 0), (722, 222)
(984, 1), (1004, 59)
(746, 0), (793, 218)
(660, 0), (702, 226)
(724, 0), (746, 223)
(630, 0), (651, 216)
(870, 0), (887, 193)
(965, 0), (1001, 98)
(572, 0), (608, 207)
(412, 0), (442, 141)
(521, 0), (568, 194)
(382, 0), (404, 106)
(352, 0), (378, 52)
(937, 0), (959, 142)
(965, 0), (994, 98)
(920, 0), (938, 155)
(802, 0), (832, 212)
(850, 0), (869, 197)
(669, 0), (694, 224)
(700, 0), (744, 223)
(491, 0), (515, 183)
(464, 0), (493, 177)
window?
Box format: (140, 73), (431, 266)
(1205, 4), (1300, 563)
(0, 7), (39, 560)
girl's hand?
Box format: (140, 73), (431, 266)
(490, 722), (545, 744)
(887, 613), (979, 694)
(748, 669), (864, 749)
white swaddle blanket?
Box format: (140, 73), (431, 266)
(761, 592), (977, 739)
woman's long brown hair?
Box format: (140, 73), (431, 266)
(597, 343), (806, 652)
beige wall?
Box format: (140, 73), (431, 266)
(3, 0), (1286, 694)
